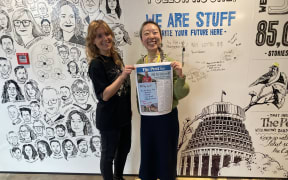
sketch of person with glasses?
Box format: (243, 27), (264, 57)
(18, 124), (37, 143)
(41, 87), (64, 126)
(12, 8), (44, 48)
(71, 79), (92, 112)
(67, 61), (80, 78)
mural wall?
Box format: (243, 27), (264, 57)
(0, 0), (287, 178)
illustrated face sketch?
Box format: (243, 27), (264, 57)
(114, 26), (124, 44)
(19, 125), (30, 141)
(58, 45), (69, 62)
(37, 2), (48, 18)
(60, 86), (71, 101)
(0, 13), (8, 30)
(8, 105), (20, 120)
(20, 107), (31, 124)
(50, 140), (62, 157)
(60, 5), (76, 33)
(7, 82), (17, 100)
(71, 113), (85, 134)
(107, 0), (117, 11)
(0, 57), (12, 79)
(46, 127), (54, 139)
(82, 0), (99, 14)
(71, 79), (89, 105)
(12, 147), (22, 160)
(70, 47), (80, 61)
(14, 66), (28, 84)
(7, 131), (19, 146)
(67, 61), (79, 77)
(42, 88), (60, 116)
(1, 36), (15, 56)
(41, 19), (51, 35)
(78, 139), (88, 153)
(33, 121), (44, 136)
(13, 13), (33, 37)
(55, 125), (66, 138)
(30, 101), (41, 118)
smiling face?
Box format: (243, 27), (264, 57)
(7, 83), (17, 99)
(38, 2), (48, 16)
(1, 38), (14, 55)
(26, 84), (36, 98)
(78, 140), (88, 153)
(64, 140), (73, 153)
(24, 145), (33, 158)
(94, 27), (113, 56)
(71, 113), (84, 134)
(38, 143), (47, 154)
(51, 141), (61, 154)
(107, 0), (117, 11)
(16, 68), (28, 83)
(42, 89), (60, 115)
(114, 27), (124, 43)
(60, 5), (75, 33)
(14, 13), (33, 37)
(141, 23), (162, 53)
(0, 13), (8, 29)
(83, 0), (99, 14)
(0, 59), (11, 75)
(8, 106), (19, 120)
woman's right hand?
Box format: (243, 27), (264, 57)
(120, 65), (135, 79)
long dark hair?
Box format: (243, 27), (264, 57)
(106, 0), (121, 18)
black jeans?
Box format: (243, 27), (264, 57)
(100, 123), (131, 180)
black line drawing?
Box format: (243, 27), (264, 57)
(35, 1), (49, 19)
(0, 57), (12, 79)
(112, 23), (131, 47)
(14, 0), (27, 8)
(62, 139), (78, 160)
(36, 54), (54, 71)
(50, 139), (63, 159)
(2, 0), (14, 12)
(36, 140), (52, 161)
(66, 110), (93, 137)
(55, 124), (67, 140)
(51, 68), (66, 80)
(37, 70), (49, 82)
(18, 124), (37, 143)
(71, 79), (92, 112)
(70, 46), (81, 62)
(26, 0), (38, 11)
(57, 44), (70, 64)
(12, 8), (44, 48)
(22, 144), (38, 163)
(60, 85), (73, 107)
(245, 63), (288, 111)
(51, 0), (86, 46)
(19, 106), (32, 124)
(29, 100), (42, 120)
(41, 43), (53, 54)
(79, 0), (113, 25)
(90, 135), (101, 157)
(14, 65), (28, 84)
(33, 120), (45, 137)
(67, 60), (80, 78)
(11, 147), (22, 161)
(0, 9), (12, 34)
(24, 79), (41, 101)
(105, 0), (121, 21)
(77, 138), (90, 158)
(45, 127), (55, 141)
(40, 19), (51, 36)
(7, 105), (22, 125)
(79, 58), (90, 81)
(268, 0), (288, 15)
(1, 79), (25, 103)
(0, 35), (16, 60)
(41, 87), (65, 126)
(6, 130), (19, 147)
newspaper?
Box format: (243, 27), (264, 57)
(135, 62), (173, 116)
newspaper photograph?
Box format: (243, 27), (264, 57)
(135, 62), (173, 116)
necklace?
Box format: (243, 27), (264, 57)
(144, 54), (160, 64)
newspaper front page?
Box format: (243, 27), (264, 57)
(135, 62), (173, 116)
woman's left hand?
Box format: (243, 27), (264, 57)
(171, 61), (184, 78)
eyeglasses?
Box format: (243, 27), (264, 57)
(74, 91), (88, 97)
(13, 20), (31, 27)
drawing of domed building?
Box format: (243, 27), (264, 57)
(179, 101), (254, 176)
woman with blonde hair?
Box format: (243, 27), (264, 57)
(86, 20), (134, 180)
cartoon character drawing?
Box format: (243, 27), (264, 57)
(0, 57), (12, 79)
(24, 79), (41, 101)
(77, 138), (89, 158)
(0, 35), (15, 60)
(79, 58), (89, 81)
(66, 110), (93, 137)
(112, 23), (131, 47)
(36, 2), (49, 19)
(51, 0), (85, 46)
(90, 135), (101, 157)
(50, 140), (63, 159)
(60, 86), (73, 107)
(71, 79), (92, 111)
(106, 0), (121, 21)
(62, 139), (78, 160)
(70, 47), (81, 62)
(40, 19), (51, 36)
(1, 79), (25, 103)
(33, 120), (45, 137)
(67, 61), (80, 78)
(22, 144), (38, 163)
(14, 66), (28, 84)
(6, 131), (19, 147)
(12, 8), (44, 48)
(29, 101), (42, 120)
(11, 147), (22, 161)
(18, 124), (37, 143)
(57, 44), (70, 64)
(19, 106), (32, 124)
(36, 140), (52, 161)
(55, 124), (67, 140)
(7, 105), (22, 125)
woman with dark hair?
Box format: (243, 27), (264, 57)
(22, 144), (38, 163)
(62, 139), (78, 160)
(18, 124), (37, 143)
(106, 0), (121, 20)
(66, 110), (93, 137)
(51, 0), (85, 46)
(137, 20), (190, 180)
(36, 140), (52, 161)
(86, 20), (134, 180)
(24, 79), (41, 101)
(2, 79), (25, 103)
(111, 24), (131, 47)
(90, 135), (101, 157)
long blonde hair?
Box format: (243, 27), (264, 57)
(85, 20), (122, 67)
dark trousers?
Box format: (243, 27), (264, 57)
(139, 108), (179, 180)
(100, 123), (131, 180)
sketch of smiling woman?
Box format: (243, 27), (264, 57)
(51, 0), (85, 46)
(12, 9), (44, 48)
(1, 79), (25, 103)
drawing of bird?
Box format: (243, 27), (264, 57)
(249, 63), (280, 87)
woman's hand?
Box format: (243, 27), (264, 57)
(120, 65), (135, 79)
(170, 61), (184, 78)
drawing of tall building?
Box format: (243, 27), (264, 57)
(179, 101), (254, 176)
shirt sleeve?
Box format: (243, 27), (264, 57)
(88, 59), (109, 101)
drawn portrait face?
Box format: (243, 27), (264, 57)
(60, 87), (71, 101)
(46, 128), (54, 138)
(58, 47), (69, 60)
(64, 140), (73, 153)
(13, 148), (22, 160)
(21, 110), (31, 123)
(41, 20), (51, 34)
(8, 106), (19, 120)
(13, 13), (33, 37)
(7, 132), (19, 146)
(91, 136), (100, 149)
(33, 121), (44, 135)
(15, 67), (28, 83)
(30, 102), (40, 118)
(82, 0), (99, 14)
(42, 88), (60, 115)
(114, 26), (124, 44)
(107, 0), (117, 11)
(93, 27), (113, 55)
(37, 142), (47, 154)
(0, 13), (8, 29)
(68, 61), (77, 74)
(25, 83), (37, 98)
(70, 48), (80, 61)
(78, 140), (88, 153)
(1, 37), (14, 55)
(19, 125), (30, 139)
(55, 126), (65, 137)
(60, 5), (75, 33)
(141, 23), (162, 52)
(7, 82), (17, 100)
(50, 141), (61, 154)
(24, 145), (33, 159)
(38, 2), (48, 17)
(71, 113), (84, 134)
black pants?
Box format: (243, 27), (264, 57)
(100, 123), (131, 180)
